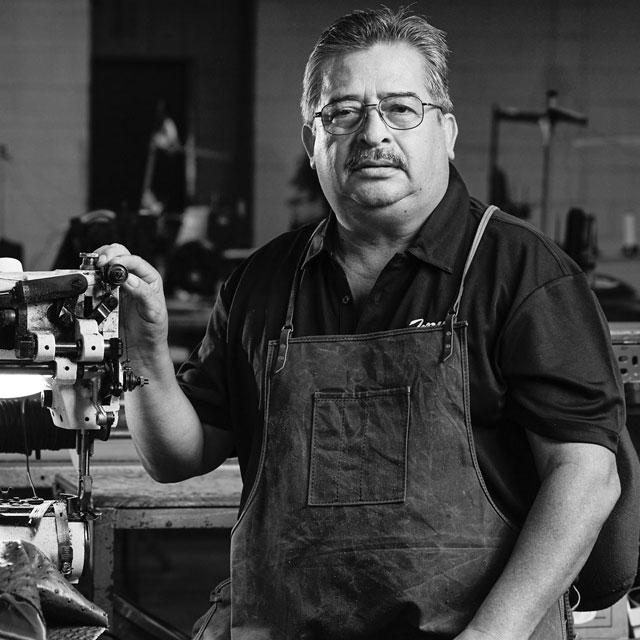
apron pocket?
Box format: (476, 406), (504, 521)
(308, 386), (410, 506)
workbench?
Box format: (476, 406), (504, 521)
(53, 461), (242, 633)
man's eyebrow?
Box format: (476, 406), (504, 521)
(323, 94), (361, 105)
(325, 90), (422, 104)
(379, 91), (424, 101)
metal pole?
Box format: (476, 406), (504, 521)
(539, 93), (554, 237)
(488, 105), (500, 204)
(0, 144), (7, 239)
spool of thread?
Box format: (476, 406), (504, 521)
(622, 212), (639, 257)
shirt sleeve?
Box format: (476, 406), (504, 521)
(500, 273), (625, 452)
(175, 291), (232, 429)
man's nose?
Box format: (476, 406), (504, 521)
(357, 105), (390, 144)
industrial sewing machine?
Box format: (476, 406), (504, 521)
(0, 253), (146, 584)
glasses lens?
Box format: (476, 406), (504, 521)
(321, 101), (364, 134)
(379, 95), (424, 130)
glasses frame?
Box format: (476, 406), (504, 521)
(314, 96), (443, 135)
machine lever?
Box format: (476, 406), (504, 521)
(4, 274), (89, 305)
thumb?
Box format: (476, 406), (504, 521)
(126, 272), (141, 289)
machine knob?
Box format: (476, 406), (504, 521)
(103, 264), (128, 286)
(122, 367), (149, 391)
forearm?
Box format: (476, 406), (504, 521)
(460, 454), (620, 640)
(92, 246), (234, 481)
(123, 344), (226, 482)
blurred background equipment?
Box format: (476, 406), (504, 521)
(561, 206), (640, 322)
(563, 207), (598, 278)
(52, 210), (120, 269)
(287, 154), (330, 230)
(0, 144), (23, 263)
(489, 91), (640, 329)
(488, 90), (588, 238)
(621, 211), (639, 258)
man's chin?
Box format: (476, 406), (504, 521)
(348, 186), (409, 209)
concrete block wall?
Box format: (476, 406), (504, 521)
(253, 0), (640, 254)
(0, 0), (89, 270)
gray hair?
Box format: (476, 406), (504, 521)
(300, 6), (453, 126)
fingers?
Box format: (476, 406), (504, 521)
(93, 244), (168, 329)
(94, 243), (132, 263)
(94, 244), (161, 287)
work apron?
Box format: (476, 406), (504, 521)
(194, 206), (570, 640)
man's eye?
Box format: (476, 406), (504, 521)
(386, 101), (417, 115)
(331, 106), (360, 120)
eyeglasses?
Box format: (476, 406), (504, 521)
(314, 95), (443, 135)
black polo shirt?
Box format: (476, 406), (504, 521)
(177, 165), (625, 521)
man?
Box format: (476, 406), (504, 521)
(96, 7), (626, 640)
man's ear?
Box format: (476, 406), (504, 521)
(301, 124), (316, 170)
(441, 113), (458, 161)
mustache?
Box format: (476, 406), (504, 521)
(344, 148), (408, 173)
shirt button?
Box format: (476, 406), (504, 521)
(341, 295), (351, 305)
(373, 293), (382, 304)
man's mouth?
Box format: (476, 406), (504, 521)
(356, 159), (397, 169)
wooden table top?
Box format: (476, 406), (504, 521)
(54, 461), (242, 510)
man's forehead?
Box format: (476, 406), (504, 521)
(318, 42), (428, 102)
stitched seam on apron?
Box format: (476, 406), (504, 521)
(309, 389), (410, 506)
(359, 399), (371, 502)
(460, 326), (519, 531)
(337, 399), (348, 503)
(231, 345), (276, 536)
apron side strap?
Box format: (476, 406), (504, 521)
(442, 310), (455, 362)
(274, 324), (292, 374)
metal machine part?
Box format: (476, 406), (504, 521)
(0, 253), (147, 582)
(0, 495), (87, 582)
(610, 322), (640, 406)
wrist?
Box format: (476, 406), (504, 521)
(456, 627), (504, 640)
(124, 340), (173, 373)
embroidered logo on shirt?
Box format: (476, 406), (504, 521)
(408, 318), (444, 329)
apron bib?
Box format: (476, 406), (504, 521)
(195, 207), (570, 640)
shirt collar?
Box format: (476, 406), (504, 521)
(302, 215), (333, 269)
(302, 164), (471, 274)
(406, 164), (471, 273)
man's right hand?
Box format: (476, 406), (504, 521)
(94, 243), (169, 361)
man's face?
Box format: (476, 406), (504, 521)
(302, 42), (458, 228)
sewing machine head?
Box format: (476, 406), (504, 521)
(0, 253), (146, 582)
(0, 252), (145, 432)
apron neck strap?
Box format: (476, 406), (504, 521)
(442, 204), (498, 361)
(274, 221), (325, 373)
(451, 205), (498, 319)
(275, 206), (499, 371)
